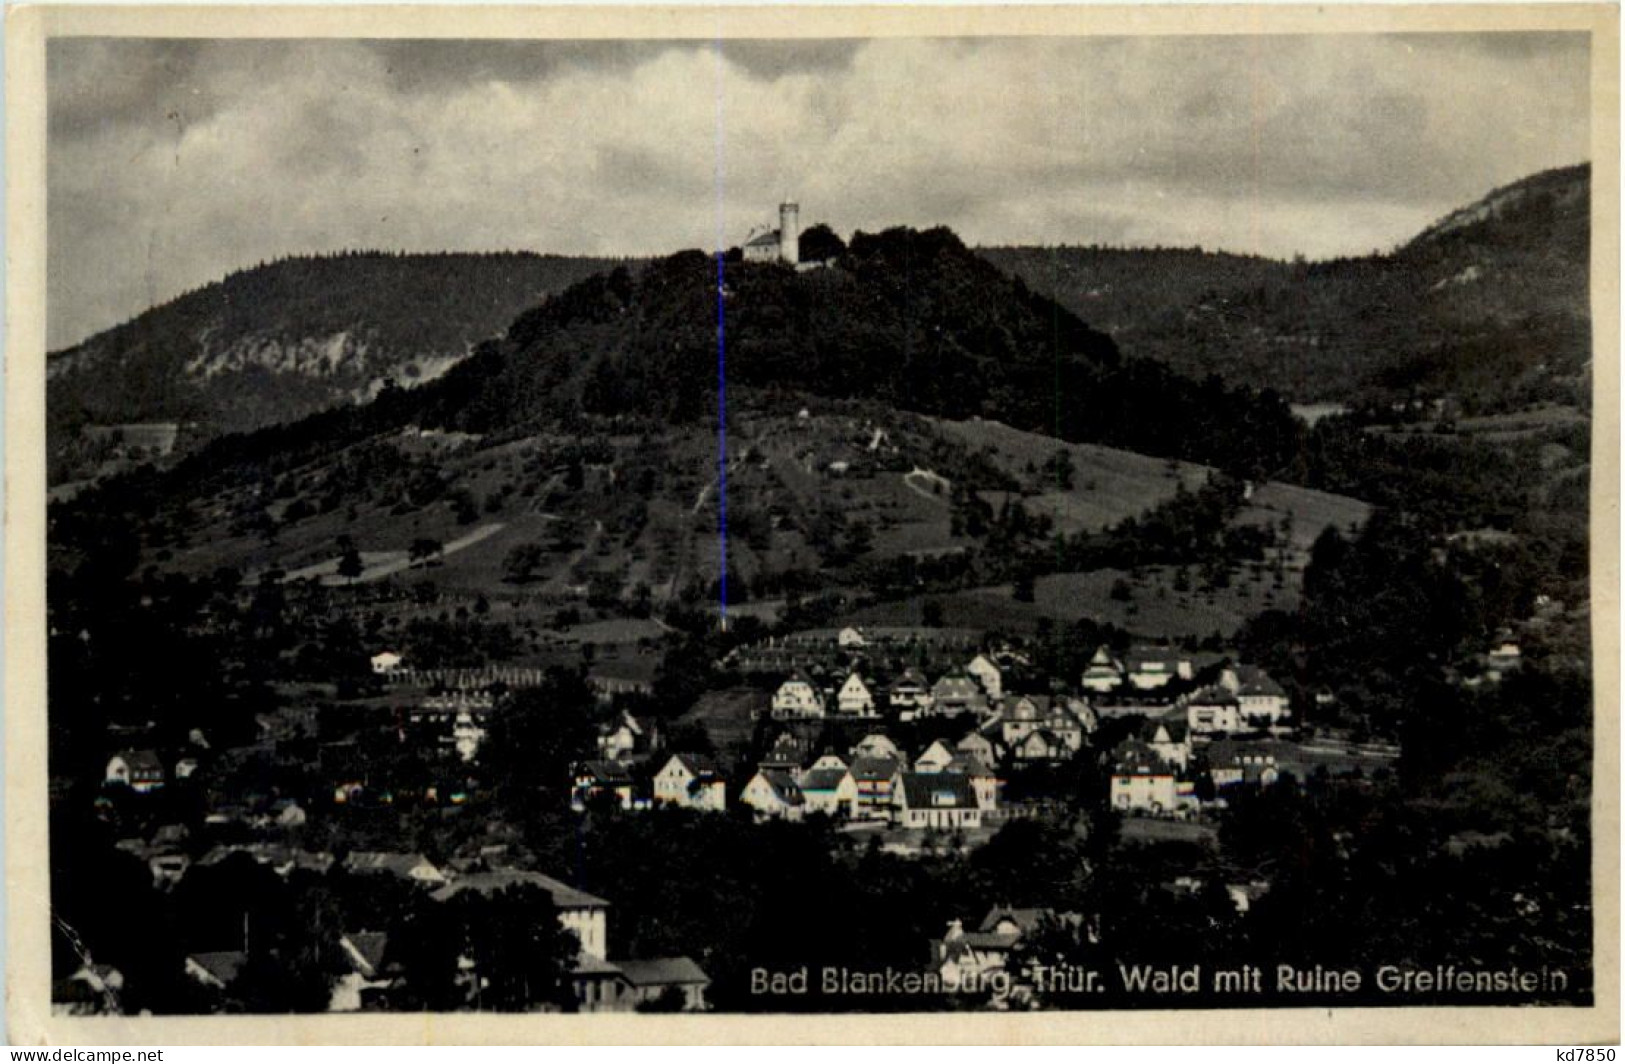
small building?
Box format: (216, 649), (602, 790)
(849, 756), (903, 819)
(798, 766), (857, 817)
(889, 668), (935, 715)
(894, 772), (982, 830)
(837, 626), (867, 649)
(851, 733), (902, 761)
(965, 653), (1004, 700)
(1142, 716), (1192, 770)
(835, 673), (877, 717)
(652, 753), (727, 812)
(1206, 739), (1282, 789)
(740, 769), (805, 820)
(105, 750), (165, 793)
(1081, 646), (1124, 693)
(1222, 665), (1291, 725)
(612, 957), (711, 1012)
(956, 730), (1000, 767)
(1110, 741), (1191, 816)
(771, 672), (826, 719)
(330, 932), (392, 1012)
(597, 711), (648, 761)
(185, 951), (247, 993)
(1186, 685), (1243, 735)
(573, 760), (638, 811)
(1125, 647), (1189, 690)
(914, 739), (957, 774)
(930, 672), (988, 717)
(370, 651), (405, 676)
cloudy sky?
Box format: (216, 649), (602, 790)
(48, 33), (1590, 349)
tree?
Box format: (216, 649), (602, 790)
(337, 546), (364, 584)
(459, 886), (578, 1011)
(409, 538), (443, 568)
(798, 223), (847, 263)
(503, 543), (546, 585)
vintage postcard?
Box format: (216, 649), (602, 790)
(5, 2), (1619, 1045)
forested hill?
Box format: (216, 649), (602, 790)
(397, 226), (1302, 478)
(980, 163), (1591, 413)
(48, 250), (620, 447)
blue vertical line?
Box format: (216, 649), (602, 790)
(713, 33), (729, 627)
(716, 251), (729, 626)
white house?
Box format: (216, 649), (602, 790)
(653, 754), (727, 811)
(771, 672), (826, 719)
(835, 673), (877, 717)
(597, 711), (646, 761)
(370, 651), (405, 676)
(1124, 647), (1190, 690)
(798, 766), (858, 816)
(894, 772), (982, 829)
(1081, 646), (1124, 693)
(1110, 742), (1193, 816)
(740, 769), (805, 820)
(837, 626), (867, 648)
(851, 733), (902, 761)
(956, 730), (1000, 767)
(105, 751), (165, 794)
(1222, 665), (1290, 725)
(1186, 685), (1243, 735)
(914, 739), (957, 774)
(965, 654), (1004, 700)
(1141, 716), (1192, 770)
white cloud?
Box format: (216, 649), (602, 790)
(48, 33), (1590, 348)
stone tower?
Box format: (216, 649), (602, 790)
(778, 202), (799, 265)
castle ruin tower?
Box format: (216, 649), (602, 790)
(779, 202), (800, 265)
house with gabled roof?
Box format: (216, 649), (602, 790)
(771, 671), (825, 719)
(894, 772), (982, 829)
(914, 739), (957, 774)
(849, 756), (903, 819)
(1081, 645), (1124, 693)
(931, 671), (988, 717)
(572, 760), (638, 811)
(851, 733), (901, 761)
(1110, 741), (1194, 816)
(957, 729), (999, 767)
(612, 957), (711, 1011)
(597, 710), (648, 761)
(104, 750), (165, 793)
(185, 951), (247, 993)
(759, 732), (809, 772)
(889, 667), (934, 715)
(1205, 738), (1283, 789)
(740, 769), (805, 820)
(1125, 646), (1191, 690)
(835, 673), (878, 717)
(330, 931), (392, 1012)
(1141, 715), (1192, 770)
(798, 765), (857, 816)
(652, 753), (727, 811)
(965, 653), (1004, 700)
(1221, 665), (1290, 725)
(1186, 684), (1242, 735)
(945, 755), (1001, 810)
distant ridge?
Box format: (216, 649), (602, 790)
(981, 163), (1591, 412)
(48, 250), (621, 478)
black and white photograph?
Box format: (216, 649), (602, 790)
(8, 2), (1618, 1043)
